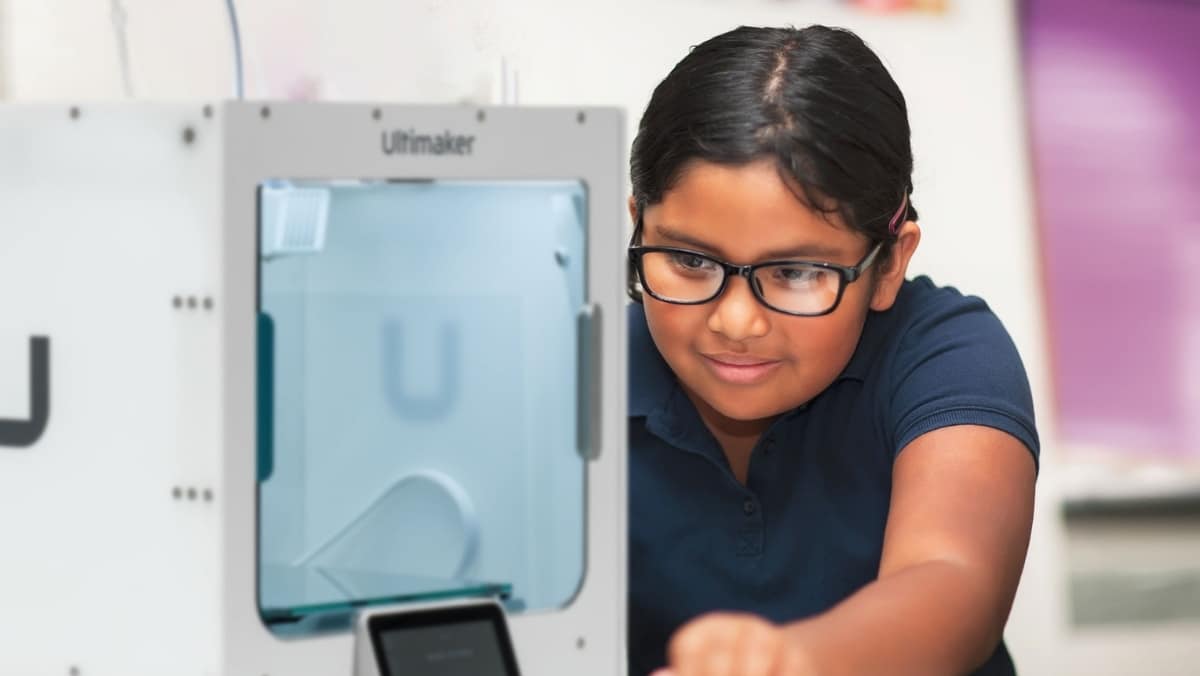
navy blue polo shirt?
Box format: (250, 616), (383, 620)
(627, 276), (1039, 676)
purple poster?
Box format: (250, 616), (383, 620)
(1023, 0), (1200, 458)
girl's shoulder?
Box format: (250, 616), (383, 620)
(872, 275), (1019, 368)
(857, 275), (1039, 463)
(843, 275), (1013, 381)
(891, 275), (996, 328)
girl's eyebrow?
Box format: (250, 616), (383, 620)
(651, 224), (720, 252)
(652, 223), (848, 261)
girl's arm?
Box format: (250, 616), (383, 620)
(658, 424), (1036, 676)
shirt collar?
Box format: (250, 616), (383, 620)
(628, 302), (675, 418)
(835, 310), (883, 383)
(627, 303), (727, 462)
(835, 278), (915, 382)
(628, 302), (812, 464)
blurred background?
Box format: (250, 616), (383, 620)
(2, 0), (1197, 673)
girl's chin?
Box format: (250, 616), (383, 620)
(697, 388), (796, 424)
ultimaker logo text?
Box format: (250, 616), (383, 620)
(381, 129), (476, 156)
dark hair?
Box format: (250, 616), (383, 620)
(628, 25), (918, 301)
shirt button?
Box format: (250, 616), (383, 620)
(743, 499), (757, 515)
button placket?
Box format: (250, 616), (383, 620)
(736, 492), (764, 556)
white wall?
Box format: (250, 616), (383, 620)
(0, 0), (9, 97)
(3, 0), (1196, 674)
(0, 0), (1047, 350)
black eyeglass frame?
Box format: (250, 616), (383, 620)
(627, 240), (883, 317)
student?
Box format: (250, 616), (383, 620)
(626, 25), (1038, 676)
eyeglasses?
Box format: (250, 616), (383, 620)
(627, 241), (882, 317)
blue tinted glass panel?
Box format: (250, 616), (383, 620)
(257, 180), (588, 633)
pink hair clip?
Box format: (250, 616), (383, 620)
(888, 193), (908, 235)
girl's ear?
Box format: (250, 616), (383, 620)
(627, 196), (639, 225)
(869, 221), (921, 312)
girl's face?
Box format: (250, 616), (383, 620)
(635, 159), (911, 426)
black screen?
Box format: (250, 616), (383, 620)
(369, 603), (520, 676)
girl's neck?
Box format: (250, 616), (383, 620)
(681, 386), (776, 485)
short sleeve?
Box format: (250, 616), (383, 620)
(887, 292), (1040, 470)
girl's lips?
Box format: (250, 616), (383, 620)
(701, 354), (782, 385)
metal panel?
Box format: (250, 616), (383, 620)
(218, 102), (627, 676)
(0, 103), (224, 676)
(0, 101), (626, 676)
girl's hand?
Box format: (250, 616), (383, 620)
(651, 613), (818, 676)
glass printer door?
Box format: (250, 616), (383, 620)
(256, 179), (588, 634)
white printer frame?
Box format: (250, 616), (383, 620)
(0, 102), (627, 676)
